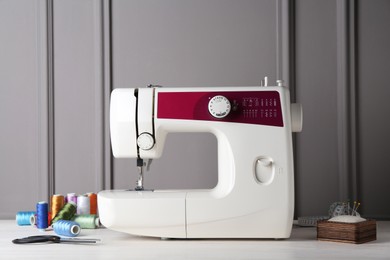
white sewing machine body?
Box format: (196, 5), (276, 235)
(98, 85), (302, 239)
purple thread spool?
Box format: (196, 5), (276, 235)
(67, 193), (78, 204)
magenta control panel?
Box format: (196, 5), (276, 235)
(157, 91), (284, 127)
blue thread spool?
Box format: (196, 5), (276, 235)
(16, 211), (35, 226)
(53, 220), (81, 237)
(36, 201), (48, 230)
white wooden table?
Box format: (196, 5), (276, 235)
(1, 220), (389, 259)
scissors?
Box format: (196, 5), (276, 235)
(12, 235), (100, 244)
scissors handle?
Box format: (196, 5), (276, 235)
(12, 235), (60, 244)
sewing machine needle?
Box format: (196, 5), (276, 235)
(135, 158), (144, 190)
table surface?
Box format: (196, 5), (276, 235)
(1, 220), (390, 260)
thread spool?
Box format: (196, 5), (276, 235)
(16, 211), (35, 226)
(30, 212), (52, 226)
(86, 193), (98, 215)
(30, 215), (36, 225)
(72, 214), (100, 229)
(66, 193), (77, 204)
(51, 201), (77, 224)
(51, 194), (65, 221)
(36, 202), (49, 230)
(77, 195), (90, 215)
(53, 220), (81, 237)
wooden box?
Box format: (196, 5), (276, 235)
(317, 220), (376, 244)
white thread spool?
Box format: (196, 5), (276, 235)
(77, 195), (90, 215)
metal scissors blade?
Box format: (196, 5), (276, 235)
(58, 237), (101, 244)
(12, 235), (100, 244)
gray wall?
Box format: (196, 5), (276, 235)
(111, 0), (278, 190)
(1, 0), (389, 219)
(358, 0), (390, 218)
(0, 0), (49, 218)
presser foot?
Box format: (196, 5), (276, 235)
(132, 158), (154, 191)
(134, 186), (154, 191)
(126, 188), (154, 192)
(135, 186), (144, 191)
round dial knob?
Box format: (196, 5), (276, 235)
(208, 95), (231, 118)
(137, 132), (154, 150)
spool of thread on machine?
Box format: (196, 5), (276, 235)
(36, 202), (49, 230)
(53, 220), (81, 237)
(51, 201), (77, 224)
(77, 195), (90, 215)
(72, 214), (100, 229)
(87, 193), (98, 215)
(51, 194), (65, 221)
(16, 211), (35, 226)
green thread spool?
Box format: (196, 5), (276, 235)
(51, 202), (77, 224)
(71, 214), (100, 229)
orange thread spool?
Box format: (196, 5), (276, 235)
(87, 193), (98, 215)
(51, 194), (65, 220)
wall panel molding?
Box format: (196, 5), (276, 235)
(277, 0), (295, 96)
(93, 0), (105, 191)
(46, 0), (55, 198)
(277, 0), (298, 216)
(103, 0), (113, 190)
(336, 0), (358, 201)
(38, 0), (51, 202)
(93, 0), (113, 191)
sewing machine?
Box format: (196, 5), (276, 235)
(98, 81), (303, 238)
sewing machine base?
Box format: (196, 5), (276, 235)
(98, 190), (293, 239)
